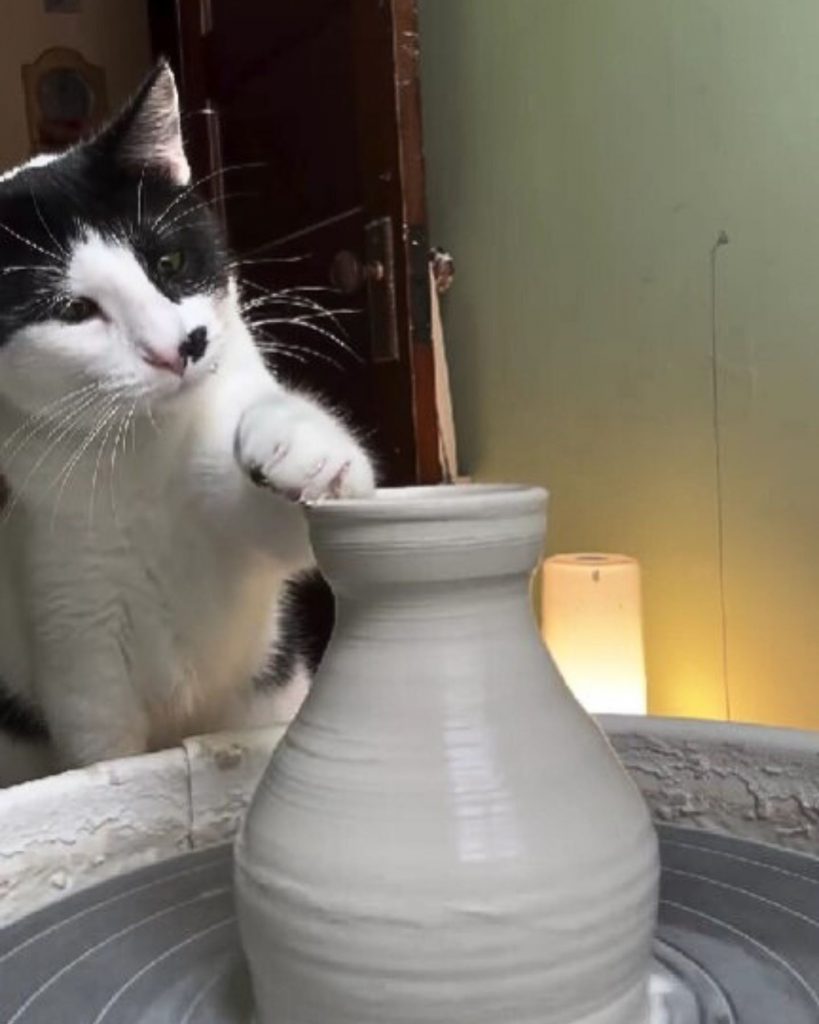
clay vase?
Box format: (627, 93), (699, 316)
(235, 485), (659, 1024)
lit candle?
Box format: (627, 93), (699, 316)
(541, 554), (647, 714)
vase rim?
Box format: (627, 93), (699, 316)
(306, 483), (547, 522)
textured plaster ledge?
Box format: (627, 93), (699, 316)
(2, 715), (819, 926)
(602, 713), (819, 854)
(0, 726), (286, 927)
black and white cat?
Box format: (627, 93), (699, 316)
(0, 63), (374, 785)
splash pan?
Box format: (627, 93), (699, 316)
(2, 824), (816, 1023)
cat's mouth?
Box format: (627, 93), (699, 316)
(141, 347), (186, 377)
(139, 328), (213, 383)
(143, 352), (220, 404)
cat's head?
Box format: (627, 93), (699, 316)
(0, 61), (234, 416)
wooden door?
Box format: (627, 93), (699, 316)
(148, 0), (441, 486)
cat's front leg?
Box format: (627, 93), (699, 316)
(234, 391), (375, 502)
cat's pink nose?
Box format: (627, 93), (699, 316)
(140, 327), (208, 377)
(140, 345), (185, 377)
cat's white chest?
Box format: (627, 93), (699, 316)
(16, 455), (281, 753)
(112, 493), (278, 743)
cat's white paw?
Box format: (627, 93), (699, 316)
(235, 396), (375, 501)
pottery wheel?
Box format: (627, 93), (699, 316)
(1, 825), (818, 1024)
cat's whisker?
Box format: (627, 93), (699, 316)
(249, 311), (356, 330)
(236, 278), (352, 317)
(2, 382), (99, 458)
(2, 387), (103, 486)
(111, 400), (133, 483)
(250, 316), (361, 362)
(227, 254), (311, 271)
(239, 280), (339, 296)
(28, 186), (69, 260)
(239, 292), (357, 317)
(277, 289), (353, 324)
(87, 399), (125, 530)
(0, 265), (61, 276)
(241, 302), (359, 329)
(3, 389), (116, 525)
(156, 190), (256, 237)
(277, 285), (344, 296)
(49, 392), (125, 529)
(238, 229), (321, 258)
(152, 162), (266, 231)
(49, 391), (122, 487)
(253, 335), (347, 373)
(256, 344), (310, 367)
(0, 220), (63, 266)
(40, 389), (106, 443)
(142, 397), (161, 436)
(246, 311), (359, 343)
(129, 400), (139, 451)
(108, 398), (138, 526)
(239, 284), (355, 347)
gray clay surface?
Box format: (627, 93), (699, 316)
(1, 826), (818, 1023)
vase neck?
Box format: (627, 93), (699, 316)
(307, 486), (548, 592)
(332, 573), (537, 641)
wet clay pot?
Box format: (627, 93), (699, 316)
(235, 485), (659, 1024)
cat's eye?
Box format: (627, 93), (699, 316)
(156, 250), (186, 279)
(59, 297), (101, 324)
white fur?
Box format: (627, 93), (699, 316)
(0, 233), (374, 781)
(0, 152), (61, 185)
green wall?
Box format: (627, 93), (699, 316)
(420, 0), (819, 728)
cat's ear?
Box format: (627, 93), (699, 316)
(92, 60), (191, 185)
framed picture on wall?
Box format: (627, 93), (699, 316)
(22, 47), (108, 154)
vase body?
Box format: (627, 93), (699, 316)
(235, 485), (659, 1024)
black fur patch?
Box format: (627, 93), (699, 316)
(0, 66), (229, 345)
(259, 570), (335, 689)
(0, 680), (49, 742)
